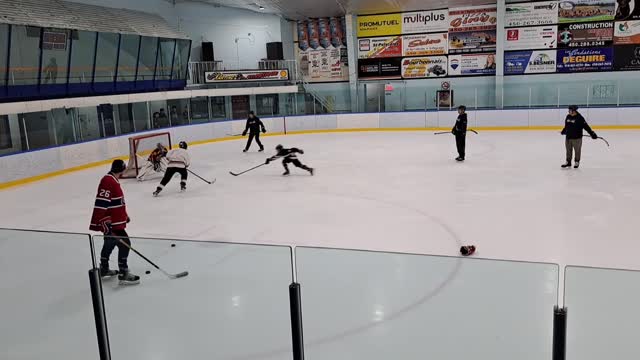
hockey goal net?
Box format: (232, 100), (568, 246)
(121, 132), (172, 178)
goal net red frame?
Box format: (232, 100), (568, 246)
(121, 132), (172, 178)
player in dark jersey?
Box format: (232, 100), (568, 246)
(266, 144), (314, 176)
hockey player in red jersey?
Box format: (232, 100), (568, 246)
(90, 159), (140, 285)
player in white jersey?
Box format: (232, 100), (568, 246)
(153, 141), (191, 196)
(137, 143), (168, 181)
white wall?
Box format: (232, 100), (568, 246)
(2, 108), (639, 185)
(67, 0), (178, 25)
(175, 2), (282, 67)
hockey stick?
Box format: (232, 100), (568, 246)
(187, 169), (216, 184)
(434, 129), (479, 135)
(226, 133), (243, 136)
(583, 135), (610, 147)
(117, 238), (188, 279)
(229, 163), (266, 176)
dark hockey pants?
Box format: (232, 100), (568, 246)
(245, 132), (263, 150)
(100, 229), (131, 272)
(455, 133), (466, 159)
(159, 167), (187, 188)
(566, 138), (582, 163)
(283, 157), (310, 172)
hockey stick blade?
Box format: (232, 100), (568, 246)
(170, 271), (189, 279)
(226, 133), (243, 136)
(229, 171), (240, 176)
(434, 131), (451, 135)
(469, 129), (479, 134)
(118, 239), (188, 280)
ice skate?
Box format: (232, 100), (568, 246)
(100, 267), (118, 278)
(259, 147), (264, 152)
(118, 271), (140, 285)
(561, 162), (571, 168)
(574, 161), (580, 169)
(153, 188), (162, 197)
(282, 170), (290, 176)
(243, 149), (248, 153)
(180, 183), (187, 192)
(455, 157), (464, 162)
(309, 168), (314, 176)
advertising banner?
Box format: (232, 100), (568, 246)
(330, 17), (344, 48)
(402, 33), (448, 56)
(614, 20), (640, 44)
(308, 19), (320, 49)
(615, 0), (640, 20)
(297, 21), (309, 51)
(449, 30), (497, 53)
(358, 58), (402, 79)
(357, 13), (402, 37)
(558, 0), (615, 23)
(401, 56), (448, 78)
(205, 70), (289, 83)
(298, 47), (348, 82)
(401, 10), (449, 33)
(557, 22), (614, 47)
(505, 26), (558, 51)
(505, 1), (559, 27)
(448, 53), (497, 75)
(613, 44), (640, 70)
(504, 50), (558, 74)
(358, 36), (402, 58)
(318, 18), (332, 49)
(449, 5), (498, 32)
(556, 47), (613, 72)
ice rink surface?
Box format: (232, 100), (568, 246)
(1, 130), (639, 268)
(2, 130), (640, 360)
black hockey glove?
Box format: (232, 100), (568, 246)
(299, 149), (304, 154)
(561, 129), (566, 135)
(591, 133), (598, 139)
(262, 128), (266, 133)
(265, 158), (271, 164)
(242, 131), (247, 136)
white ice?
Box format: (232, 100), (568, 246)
(1, 130), (639, 360)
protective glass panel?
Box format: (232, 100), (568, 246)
(94, 236), (294, 360)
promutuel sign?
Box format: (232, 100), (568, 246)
(357, 14), (402, 37)
(205, 70), (289, 83)
(402, 10), (449, 33)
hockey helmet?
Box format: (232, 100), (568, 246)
(110, 159), (126, 173)
(179, 141), (188, 149)
(156, 142), (164, 149)
(568, 105), (578, 112)
(275, 144), (283, 151)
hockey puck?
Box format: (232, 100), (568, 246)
(145, 270), (151, 274)
(171, 244), (176, 247)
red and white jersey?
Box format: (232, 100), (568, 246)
(89, 173), (128, 232)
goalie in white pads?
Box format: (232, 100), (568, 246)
(137, 143), (168, 181)
(153, 141), (191, 196)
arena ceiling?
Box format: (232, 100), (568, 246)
(177, 0), (500, 19)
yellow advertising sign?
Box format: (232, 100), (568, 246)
(357, 13), (402, 37)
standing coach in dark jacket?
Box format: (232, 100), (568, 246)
(242, 111), (266, 152)
(452, 105), (468, 161)
(561, 105), (597, 169)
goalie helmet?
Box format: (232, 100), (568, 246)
(275, 144), (283, 151)
(179, 141), (188, 149)
(156, 143), (164, 149)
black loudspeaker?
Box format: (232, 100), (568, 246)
(201, 42), (214, 61)
(266, 42), (284, 60)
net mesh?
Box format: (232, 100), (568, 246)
(121, 132), (171, 178)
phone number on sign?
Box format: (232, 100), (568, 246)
(567, 41), (608, 47)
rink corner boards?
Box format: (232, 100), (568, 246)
(1, 125), (640, 191)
